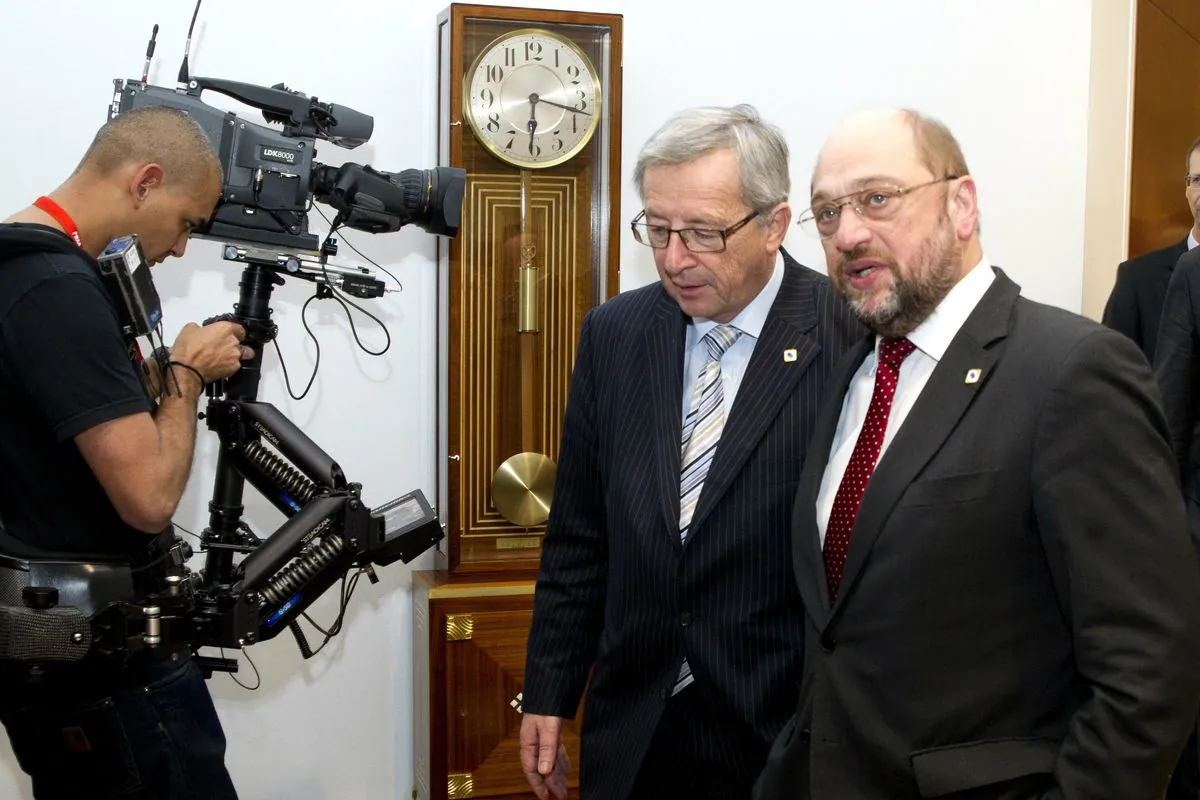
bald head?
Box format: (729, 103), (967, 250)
(76, 106), (221, 192)
(813, 108), (969, 199)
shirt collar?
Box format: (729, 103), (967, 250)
(876, 256), (995, 365)
(691, 250), (785, 342)
(1188, 231), (1199, 250)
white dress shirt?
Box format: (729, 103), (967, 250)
(681, 251), (785, 419)
(816, 258), (996, 545)
(1188, 230), (1198, 250)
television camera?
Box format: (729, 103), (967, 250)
(0, 31), (466, 674)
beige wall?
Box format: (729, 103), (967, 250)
(1081, 0), (1136, 321)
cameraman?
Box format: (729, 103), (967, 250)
(0, 107), (248, 799)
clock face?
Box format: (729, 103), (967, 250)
(464, 28), (602, 169)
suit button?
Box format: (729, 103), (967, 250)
(800, 729), (811, 745)
(679, 612), (693, 627)
(820, 632), (835, 653)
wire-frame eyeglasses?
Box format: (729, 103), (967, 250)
(797, 176), (959, 239)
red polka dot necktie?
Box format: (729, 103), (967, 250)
(823, 337), (917, 602)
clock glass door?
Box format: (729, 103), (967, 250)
(437, 9), (621, 574)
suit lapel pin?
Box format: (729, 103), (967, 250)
(965, 368), (982, 384)
(783, 348), (797, 363)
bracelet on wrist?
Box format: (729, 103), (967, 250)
(165, 360), (206, 396)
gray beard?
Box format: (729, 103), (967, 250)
(847, 222), (962, 339)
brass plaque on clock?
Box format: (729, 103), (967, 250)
(435, 4), (623, 574)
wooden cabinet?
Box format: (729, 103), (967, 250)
(413, 571), (582, 799)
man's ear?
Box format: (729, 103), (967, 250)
(129, 164), (165, 206)
(950, 177), (979, 241)
(766, 202), (792, 250)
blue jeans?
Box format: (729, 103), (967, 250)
(0, 654), (237, 799)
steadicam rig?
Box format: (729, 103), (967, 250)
(0, 58), (463, 669)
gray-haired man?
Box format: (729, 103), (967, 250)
(519, 104), (862, 800)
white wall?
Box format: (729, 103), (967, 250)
(0, 1), (1102, 798)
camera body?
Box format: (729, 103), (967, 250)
(110, 76), (466, 253)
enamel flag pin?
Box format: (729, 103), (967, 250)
(783, 348), (797, 363)
(965, 368), (982, 384)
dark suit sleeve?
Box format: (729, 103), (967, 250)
(1154, 261), (1198, 485)
(1102, 261), (1141, 349)
(522, 311), (608, 718)
(1033, 328), (1200, 799)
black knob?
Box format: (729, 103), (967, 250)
(820, 631), (835, 653)
(800, 728), (812, 746)
(678, 612), (693, 627)
(22, 586), (58, 610)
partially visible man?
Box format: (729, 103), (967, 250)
(519, 104), (862, 800)
(0, 106), (250, 799)
(755, 108), (1200, 800)
(1153, 228), (1200, 800)
(1157, 246), (1200, 543)
(1102, 135), (1200, 362)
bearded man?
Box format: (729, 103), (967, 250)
(753, 107), (1200, 800)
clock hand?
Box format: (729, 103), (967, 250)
(535, 97), (593, 116)
(527, 94), (540, 151)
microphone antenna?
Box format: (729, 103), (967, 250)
(141, 23), (159, 83)
(178, 0), (204, 85)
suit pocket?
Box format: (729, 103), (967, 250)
(899, 470), (996, 509)
(910, 737), (1058, 797)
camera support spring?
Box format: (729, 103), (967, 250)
(242, 440), (318, 504)
(261, 535), (345, 606)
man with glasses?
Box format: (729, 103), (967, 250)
(1103, 136), (1200, 363)
(519, 104), (861, 800)
(754, 107), (1200, 800)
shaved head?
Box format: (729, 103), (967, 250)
(76, 106), (221, 192)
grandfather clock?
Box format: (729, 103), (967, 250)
(414, 4), (622, 799)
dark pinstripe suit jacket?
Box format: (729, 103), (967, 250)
(523, 249), (863, 800)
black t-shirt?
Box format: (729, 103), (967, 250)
(0, 223), (155, 558)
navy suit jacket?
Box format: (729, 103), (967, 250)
(522, 249), (862, 800)
(1103, 237), (1189, 363)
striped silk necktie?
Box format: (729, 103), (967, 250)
(674, 323), (741, 695)
(679, 324), (743, 539)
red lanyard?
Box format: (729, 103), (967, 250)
(32, 196), (82, 247)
